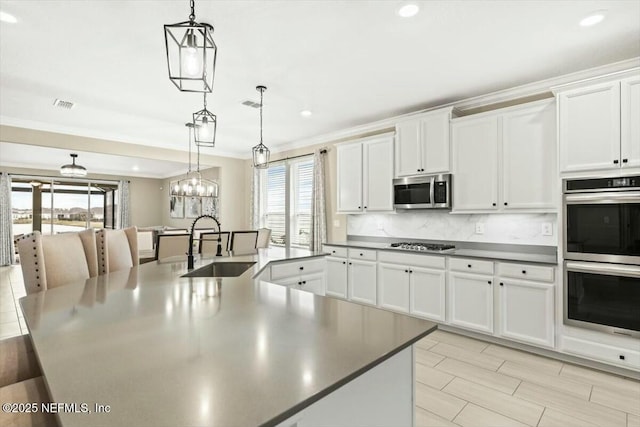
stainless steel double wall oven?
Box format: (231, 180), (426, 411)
(563, 176), (640, 338)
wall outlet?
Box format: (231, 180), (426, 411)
(542, 222), (553, 236)
(475, 223), (485, 235)
(333, 219), (340, 228)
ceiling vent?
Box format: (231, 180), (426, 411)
(53, 99), (75, 110)
(241, 100), (261, 108)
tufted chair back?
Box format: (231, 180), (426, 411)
(96, 227), (139, 275)
(16, 230), (98, 295)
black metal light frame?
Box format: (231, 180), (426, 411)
(193, 93), (217, 147)
(252, 85), (270, 169)
(164, 0), (217, 93)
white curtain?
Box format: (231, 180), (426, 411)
(310, 149), (327, 252)
(116, 180), (130, 229)
(0, 173), (15, 265)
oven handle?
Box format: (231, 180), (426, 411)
(565, 261), (640, 278)
(564, 191), (640, 204)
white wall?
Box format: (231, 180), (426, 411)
(348, 212), (558, 246)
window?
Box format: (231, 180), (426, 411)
(258, 157), (314, 249)
(11, 178), (117, 240)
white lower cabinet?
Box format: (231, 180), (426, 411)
(448, 271), (494, 334)
(269, 258), (326, 296)
(348, 259), (377, 305)
(410, 267), (446, 322)
(378, 263), (410, 313)
(496, 278), (554, 348)
(325, 256), (348, 299)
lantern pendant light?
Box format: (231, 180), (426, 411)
(164, 0), (217, 93)
(252, 85), (270, 169)
(170, 123), (218, 198)
(193, 92), (217, 147)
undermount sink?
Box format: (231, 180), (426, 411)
(181, 261), (257, 278)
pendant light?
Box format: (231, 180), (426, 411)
(193, 92), (217, 147)
(252, 85), (270, 169)
(171, 123), (218, 198)
(60, 154), (87, 177)
(164, 0), (217, 93)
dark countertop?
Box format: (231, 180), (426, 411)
(325, 239), (558, 265)
(20, 249), (436, 427)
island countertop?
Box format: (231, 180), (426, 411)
(20, 250), (436, 427)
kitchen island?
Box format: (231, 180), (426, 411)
(20, 248), (436, 427)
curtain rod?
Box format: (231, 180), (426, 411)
(273, 148), (328, 162)
(5, 172), (128, 184)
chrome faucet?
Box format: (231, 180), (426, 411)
(187, 214), (222, 270)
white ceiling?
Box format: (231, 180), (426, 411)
(0, 141), (192, 179)
(0, 0), (639, 166)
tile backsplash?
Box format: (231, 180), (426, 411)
(347, 212), (558, 246)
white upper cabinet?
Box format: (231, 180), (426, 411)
(451, 115), (500, 211)
(451, 99), (556, 213)
(395, 108), (454, 177)
(621, 75), (640, 169)
(336, 142), (363, 212)
(557, 73), (640, 174)
(336, 133), (394, 213)
(501, 101), (556, 210)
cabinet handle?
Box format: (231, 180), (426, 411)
(358, 206), (361, 209)
(500, 282), (504, 286)
(522, 270), (526, 274)
(409, 270), (413, 274)
(614, 160), (619, 164)
(488, 280), (492, 285)
(332, 250), (336, 254)
(504, 202), (508, 206)
(417, 169), (420, 172)
(623, 159), (628, 163)
(620, 355), (626, 360)
(360, 253), (363, 256)
(467, 264), (472, 268)
(492, 203), (496, 207)
(302, 281), (306, 285)
(300, 266), (304, 270)
(364, 206), (367, 209)
(298, 281), (302, 285)
(349, 262), (352, 265)
(342, 261), (346, 265)
(405, 270), (408, 273)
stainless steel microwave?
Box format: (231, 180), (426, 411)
(393, 174), (451, 210)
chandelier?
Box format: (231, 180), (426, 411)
(171, 123), (218, 198)
(60, 154), (87, 177)
(164, 0), (217, 93)
(252, 85), (270, 169)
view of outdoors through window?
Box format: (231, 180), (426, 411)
(11, 178), (117, 239)
(259, 157), (314, 249)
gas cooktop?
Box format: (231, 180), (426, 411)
(389, 242), (456, 252)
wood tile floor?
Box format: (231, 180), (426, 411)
(415, 330), (640, 427)
(2, 265), (639, 426)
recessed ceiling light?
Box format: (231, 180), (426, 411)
(132, 165), (140, 171)
(397, 3), (420, 18)
(0, 11), (17, 23)
(580, 11), (606, 27)
(300, 110), (312, 117)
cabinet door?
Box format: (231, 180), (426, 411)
(364, 136), (394, 212)
(348, 259), (377, 306)
(422, 110), (451, 174)
(395, 120), (422, 177)
(451, 116), (499, 211)
(410, 266), (446, 322)
(559, 81), (621, 172)
(502, 101), (556, 210)
(299, 273), (326, 296)
(326, 256), (348, 299)
(378, 263), (410, 313)
(621, 75), (640, 169)
(336, 142), (363, 212)
(497, 279), (554, 348)
(448, 272), (493, 333)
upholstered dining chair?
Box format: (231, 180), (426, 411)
(229, 231), (258, 253)
(199, 232), (230, 255)
(0, 376), (56, 427)
(96, 227), (139, 275)
(155, 233), (190, 261)
(256, 228), (272, 249)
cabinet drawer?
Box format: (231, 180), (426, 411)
(323, 245), (348, 258)
(271, 258), (325, 280)
(449, 257), (494, 275)
(498, 263), (554, 283)
(379, 251), (445, 269)
(348, 248), (377, 261)
(562, 336), (640, 370)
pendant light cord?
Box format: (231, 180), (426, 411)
(188, 124), (193, 173)
(189, 0), (195, 22)
(259, 88), (264, 144)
